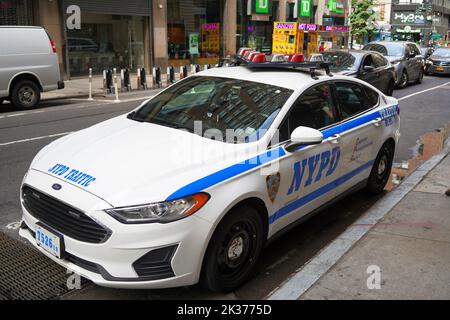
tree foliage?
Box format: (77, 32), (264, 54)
(350, 0), (378, 44)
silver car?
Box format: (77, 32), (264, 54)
(0, 26), (64, 109)
(363, 41), (424, 88)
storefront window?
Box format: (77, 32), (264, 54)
(0, 0), (34, 25)
(237, 0), (277, 54)
(66, 13), (145, 77)
(167, 0), (221, 66)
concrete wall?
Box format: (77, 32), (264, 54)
(152, 0), (168, 70)
(37, 0), (64, 72)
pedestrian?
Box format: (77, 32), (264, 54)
(319, 42), (325, 52)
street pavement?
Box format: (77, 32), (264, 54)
(0, 75), (449, 299)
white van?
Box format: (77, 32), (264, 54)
(0, 26), (64, 109)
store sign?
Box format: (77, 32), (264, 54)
(393, 12), (425, 25)
(299, 0), (311, 17)
(298, 23), (317, 31)
(189, 33), (199, 55)
(253, 0), (272, 14)
(203, 23), (219, 30)
(275, 22), (296, 29)
(327, 0), (344, 14)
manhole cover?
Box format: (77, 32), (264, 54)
(0, 232), (88, 300)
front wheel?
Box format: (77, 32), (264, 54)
(201, 206), (264, 292)
(366, 142), (394, 195)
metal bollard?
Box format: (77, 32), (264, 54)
(203, 64), (210, 71)
(88, 68), (93, 101)
(140, 68), (148, 89)
(136, 68), (141, 90)
(182, 65), (188, 79)
(121, 68), (131, 92)
(104, 69), (113, 93)
(113, 68), (120, 102)
(195, 64), (200, 73)
(152, 66), (162, 89)
(167, 66), (175, 86)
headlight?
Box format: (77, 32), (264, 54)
(105, 193), (210, 224)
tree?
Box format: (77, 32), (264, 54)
(350, 0), (378, 45)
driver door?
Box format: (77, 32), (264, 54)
(269, 82), (344, 235)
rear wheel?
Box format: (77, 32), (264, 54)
(11, 80), (40, 109)
(397, 71), (409, 89)
(366, 142), (394, 195)
(201, 206), (264, 292)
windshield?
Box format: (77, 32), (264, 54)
(432, 48), (450, 58)
(129, 76), (293, 143)
(364, 43), (405, 57)
(321, 51), (359, 72)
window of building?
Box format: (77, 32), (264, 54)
(167, 0), (221, 67)
(0, 0), (34, 25)
(66, 13), (146, 77)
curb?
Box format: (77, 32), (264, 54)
(266, 137), (450, 300)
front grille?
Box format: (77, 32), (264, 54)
(132, 245), (177, 280)
(22, 186), (110, 244)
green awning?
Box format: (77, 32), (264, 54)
(430, 34), (443, 39)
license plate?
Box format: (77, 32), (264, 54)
(35, 223), (64, 258)
(436, 67), (445, 71)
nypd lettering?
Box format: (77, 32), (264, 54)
(48, 163), (96, 187)
(287, 146), (340, 195)
(379, 105), (398, 127)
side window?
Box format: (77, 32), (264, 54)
(404, 44), (411, 57)
(413, 44), (421, 56)
(363, 86), (379, 108)
(278, 84), (336, 142)
(362, 55), (376, 68)
(372, 53), (387, 68)
(334, 82), (369, 119)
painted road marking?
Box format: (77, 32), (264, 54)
(398, 81), (450, 101)
(0, 96), (153, 120)
(0, 132), (72, 147)
(266, 141), (450, 300)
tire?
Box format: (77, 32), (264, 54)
(415, 69), (423, 84)
(365, 142), (394, 195)
(0, 98), (4, 105)
(11, 80), (40, 109)
(201, 205), (265, 292)
(397, 71), (409, 89)
(385, 80), (395, 96)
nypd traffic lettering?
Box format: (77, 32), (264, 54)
(48, 163), (96, 187)
(287, 146), (340, 195)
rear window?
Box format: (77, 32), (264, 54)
(364, 43), (405, 57)
(0, 28), (50, 55)
(129, 76), (293, 143)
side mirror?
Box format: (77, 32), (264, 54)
(363, 65), (375, 72)
(285, 126), (323, 152)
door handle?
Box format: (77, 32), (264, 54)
(373, 117), (382, 127)
(327, 134), (341, 144)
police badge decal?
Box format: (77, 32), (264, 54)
(266, 173), (281, 202)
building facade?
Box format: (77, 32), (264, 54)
(1, 0), (352, 78)
(390, 0), (450, 45)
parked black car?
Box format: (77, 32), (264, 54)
(363, 41), (424, 88)
(321, 50), (396, 95)
(425, 47), (450, 75)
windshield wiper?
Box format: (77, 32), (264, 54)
(151, 119), (194, 133)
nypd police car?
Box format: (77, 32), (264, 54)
(19, 61), (400, 292)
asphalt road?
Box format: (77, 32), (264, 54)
(0, 75), (449, 299)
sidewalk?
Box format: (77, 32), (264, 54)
(269, 139), (450, 300)
(41, 73), (168, 101)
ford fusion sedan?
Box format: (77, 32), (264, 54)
(363, 41), (424, 88)
(19, 63), (400, 292)
(321, 50), (396, 95)
(425, 47), (450, 75)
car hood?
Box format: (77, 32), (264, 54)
(30, 115), (260, 207)
(429, 55), (450, 61)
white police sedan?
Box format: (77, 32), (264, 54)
(19, 62), (400, 292)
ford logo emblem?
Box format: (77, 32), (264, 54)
(52, 183), (62, 191)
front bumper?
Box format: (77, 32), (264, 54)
(427, 65), (450, 74)
(19, 169), (213, 289)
